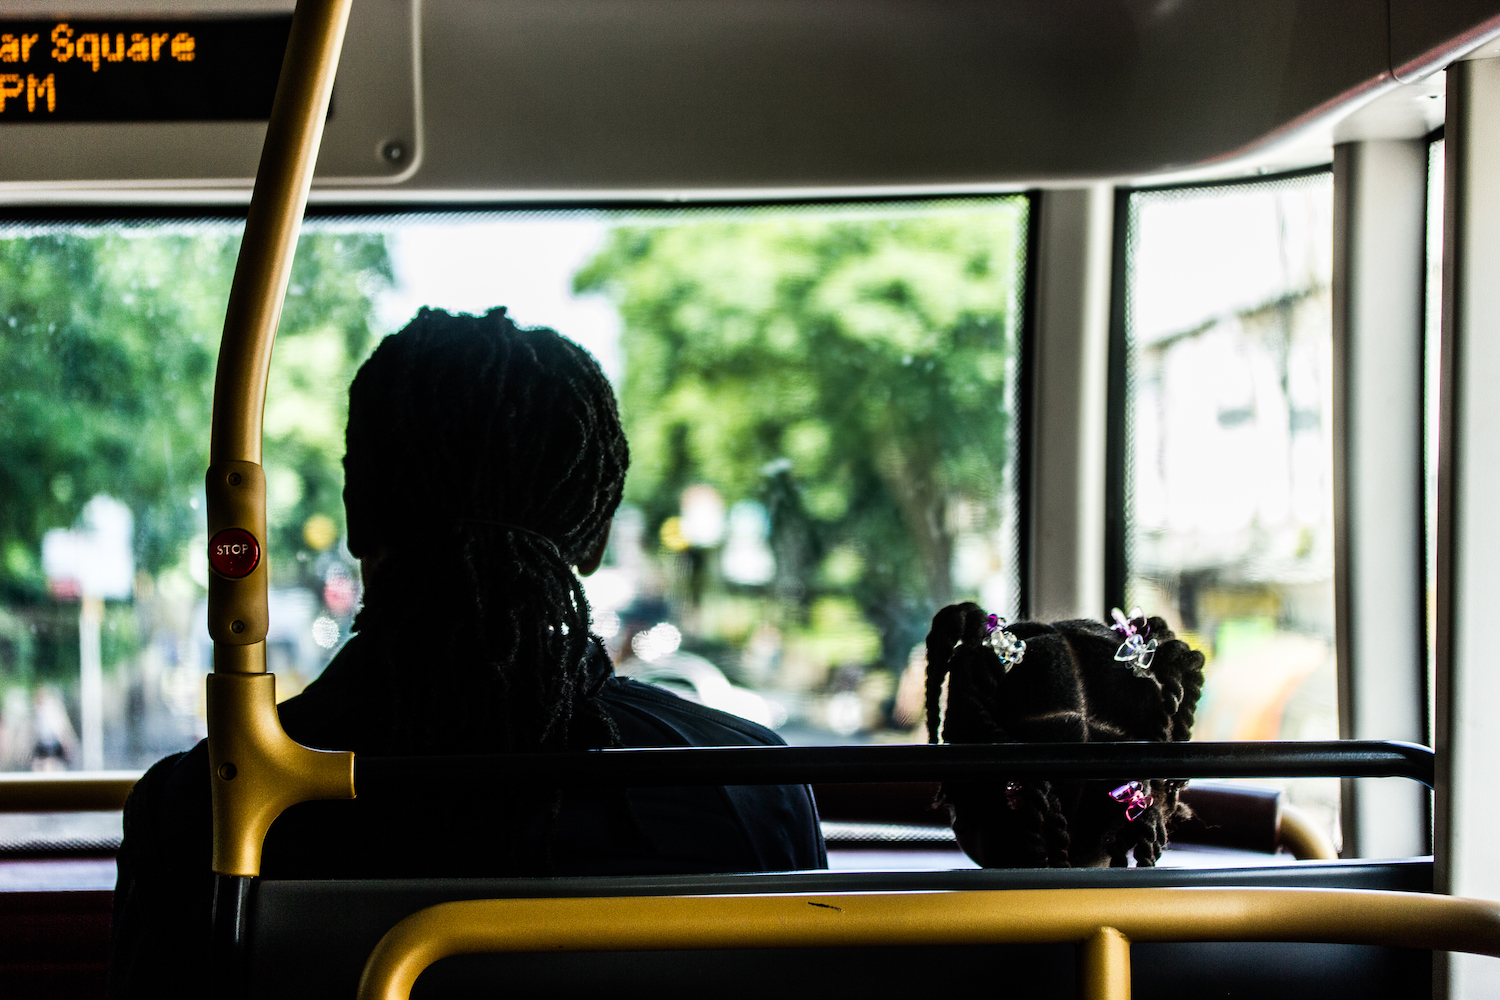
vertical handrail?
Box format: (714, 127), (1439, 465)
(204, 2), (361, 991)
(206, 0), (354, 656)
(210, 0), (352, 471)
(203, 0), (356, 895)
(1079, 926), (1132, 1000)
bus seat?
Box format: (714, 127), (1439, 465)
(0, 888), (112, 1000)
(246, 860), (1434, 999)
(814, 780), (1337, 860)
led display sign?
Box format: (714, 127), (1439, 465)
(0, 16), (292, 122)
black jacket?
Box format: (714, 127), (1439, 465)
(108, 636), (826, 998)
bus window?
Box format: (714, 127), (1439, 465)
(562, 199), (1028, 745)
(0, 219), (388, 777)
(0, 196), (1028, 777)
(1115, 171), (1341, 846)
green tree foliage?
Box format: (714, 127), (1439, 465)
(0, 227), (392, 598)
(576, 205), (1026, 666)
(261, 233), (392, 580)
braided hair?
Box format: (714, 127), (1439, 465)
(925, 604), (1204, 868)
(342, 307), (629, 755)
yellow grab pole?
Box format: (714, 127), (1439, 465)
(1079, 926), (1132, 1000)
(356, 888), (1500, 1000)
(211, 0), (351, 471)
(1278, 802), (1339, 861)
(0, 772), (139, 813)
(206, 0), (353, 655)
(204, 0), (357, 877)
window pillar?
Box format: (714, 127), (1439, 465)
(1331, 138), (1429, 860)
(1028, 186), (1113, 621)
(1436, 52), (1500, 999)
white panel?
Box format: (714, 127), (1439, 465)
(1436, 55), (1500, 999)
(1028, 186), (1112, 621)
(1330, 140), (1429, 860)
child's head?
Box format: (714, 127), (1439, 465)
(925, 604), (1204, 868)
(341, 307), (629, 753)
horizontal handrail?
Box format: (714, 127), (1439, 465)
(354, 740), (1435, 793)
(0, 771), (140, 813)
(0, 741), (1432, 816)
(357, 886), (1500, 1000)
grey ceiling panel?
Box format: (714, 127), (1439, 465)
(415, 0), (1388, 190)
(1391, 0), (1500, 82)
(4, 0), (1499, 196)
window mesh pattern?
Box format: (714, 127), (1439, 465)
(1118, 171), (1339, 845)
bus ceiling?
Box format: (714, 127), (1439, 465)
(0, 0), (1496, 202)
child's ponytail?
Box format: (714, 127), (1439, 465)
(924, 605), (1205, 869)
(924, 602), (985, 744)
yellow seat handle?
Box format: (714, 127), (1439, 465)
(207, 672), (354, 876)
(357, 887), (1500, 1000)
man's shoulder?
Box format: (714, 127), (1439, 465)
(127, 741), (209, 818)
(117, 739), (212, 885)
(601, 677), (788, 748)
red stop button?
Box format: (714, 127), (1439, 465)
(208, 528), (261, 579)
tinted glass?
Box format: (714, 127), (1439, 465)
(0, 196), (1029, 773)
(1120, 173), (1340, 845)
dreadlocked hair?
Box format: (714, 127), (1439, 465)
(925, 604), (1205, 868)
(342, 307), (629, 756)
